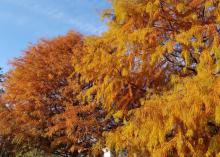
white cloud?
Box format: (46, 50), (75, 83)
(2, 0), (107, 35)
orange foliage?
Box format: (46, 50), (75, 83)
(1, 32), (103, 155)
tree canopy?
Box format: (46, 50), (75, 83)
(1, 0), (220, 156)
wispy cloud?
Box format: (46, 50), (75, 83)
(2, 0), (108, 35)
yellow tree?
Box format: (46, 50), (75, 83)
(106, 54), (220, 156)
(95, 0), (220, 156)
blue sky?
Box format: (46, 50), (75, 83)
(0, 0), (110, 72)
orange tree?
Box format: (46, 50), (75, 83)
(1, 32), (104, 156)
(0, 68), (11, 155)
(0, 68), (19, 156)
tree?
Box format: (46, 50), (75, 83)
(100, 0), (220, 156)
(0, 68), (9, 155)
(1, 32), (103, 156)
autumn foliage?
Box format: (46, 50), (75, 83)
(1, 0), (220, 156)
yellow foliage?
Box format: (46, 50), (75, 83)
(105, 58), (220, 156)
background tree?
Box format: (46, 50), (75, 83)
(0, 67), (11, 156)
(1, 32), (103, 156)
